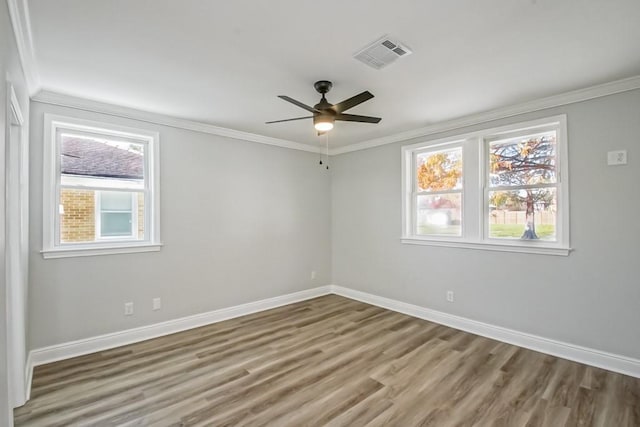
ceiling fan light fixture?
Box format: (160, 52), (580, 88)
(267, 81), (381, 133)
(314, 115), (334, 132)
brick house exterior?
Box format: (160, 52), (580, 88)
(60, 190), (144, 242)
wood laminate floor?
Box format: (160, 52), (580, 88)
(14, 295), (640, 426)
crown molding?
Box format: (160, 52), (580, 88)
(330, 75), (640, 155)
(6, 0), (639, 154)
(31, 74), (640, 156)
(6, 0), (40, 95)
(32, 90), (322, 153)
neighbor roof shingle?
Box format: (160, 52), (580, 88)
(61, 137), (143, 180)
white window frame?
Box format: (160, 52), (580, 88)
(95, 191), (139, 240)
(402, 115), (570, 256)
(42, 114), (162, 258)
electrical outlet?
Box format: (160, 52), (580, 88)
(153, 297), (161, 311)
(446, 291), (454, 303)
(607, 150), (627, 166)
(311, 271), (317, 280)
(124, 302), (134, 316)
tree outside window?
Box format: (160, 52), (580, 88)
(488, 132), (557, 240)
(415, 147), (463, 236)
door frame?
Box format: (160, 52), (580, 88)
(5, 82), (28, 407)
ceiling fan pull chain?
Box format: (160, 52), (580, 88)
(325, 133), (330, 170)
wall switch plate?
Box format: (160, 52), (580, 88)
(607, 150), (627, 166)
(152, 297), (161, 311)
(124, 302), (134, 316)
(446, 291), (454, 303)
(311, 271), (317, 280)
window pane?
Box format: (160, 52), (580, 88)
(488, 188), (556, 241)
(99, 191), (134, 238)
(416, 147), (462, 192)
(101, 191), (133, 210)
(489, 131), (556, 188)
(101, 212), (133, 236)
(417, 193), (462, 236)
(61, 133), (144, 179)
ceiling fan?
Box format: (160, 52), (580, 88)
(266, 80), (381, 134)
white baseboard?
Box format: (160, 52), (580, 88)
(24, 352), (33, 403)
(330, 285), (640, 379)
(25, 283), (640, 400)
(26, 286), (332, 377)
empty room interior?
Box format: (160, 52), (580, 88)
(1, 1), (640, 426)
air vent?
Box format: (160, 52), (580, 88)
(354, 35), (413, 70)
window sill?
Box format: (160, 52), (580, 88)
(401, 237), (571, 256)
(41, 242), (163, 259)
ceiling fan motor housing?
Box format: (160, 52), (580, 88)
(314, 80), (333, 94)
(314, 81), (334, 112)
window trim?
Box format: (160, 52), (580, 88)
(42, 114), (162, 258)
(401, 115), (571, 256)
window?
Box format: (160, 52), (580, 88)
(402, 115), (570, 256)
(413, 145), (463, 237)
(43, 114), (161, 258)
(486, 130), (558, 241)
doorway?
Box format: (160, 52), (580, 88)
(5, 83), (28, 408)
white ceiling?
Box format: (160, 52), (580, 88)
(27, 0), (640, 148)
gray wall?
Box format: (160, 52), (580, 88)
(29, 102), (331, 349)
(1, 0), (30, 422)
(332, 89), (640, 360)
(26, 86), (640, 365)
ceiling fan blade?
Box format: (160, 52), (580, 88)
(265, 116), (313, 124)
(331, 91), (374, 113)
(335, 113), (381, 124)
(278, 96), (320, 113)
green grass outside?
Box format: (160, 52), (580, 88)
(489, 224), (555, 239)
(417, 223), (555, 239)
